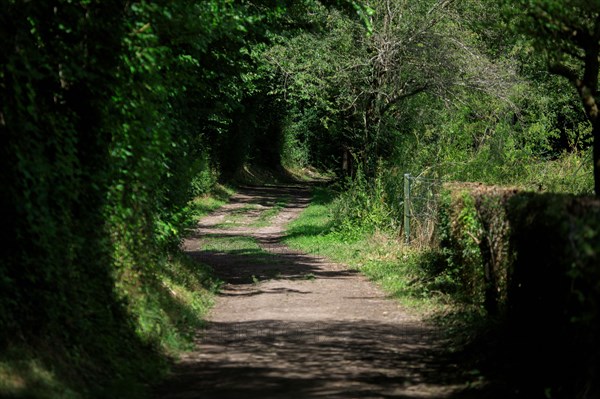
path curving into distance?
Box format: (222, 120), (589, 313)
(154, 185), (467, 399)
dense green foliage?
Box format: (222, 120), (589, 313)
(0, 1), (371, 395)
(500, 0), (600, 194)
(284, 187), (447, 311)
(2, 0), (600, 396)
(267, 0), (596, 237)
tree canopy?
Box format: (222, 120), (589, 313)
(0, 0), (596, 395)
(501, 0), (600, 193)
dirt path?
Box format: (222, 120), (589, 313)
(154, 185), (465, 399)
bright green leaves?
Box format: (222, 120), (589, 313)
(350, 1), (375, 34)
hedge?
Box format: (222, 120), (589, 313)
(439, 184), (600, 398)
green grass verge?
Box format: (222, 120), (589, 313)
(0, 252), (220, 399)
(0, 350), (81, 399)
(282, 187), (452, 313)
(283, 185), (491, 367)
(128, 254), (219, 353)
(188, 184), (235, 222)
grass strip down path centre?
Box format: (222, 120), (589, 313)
(154, 185), (471, 399)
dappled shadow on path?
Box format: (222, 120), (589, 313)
(155, 319), (467, 399)
(161, 277), (464, 392)
(156, 185), (501, 399)
(220, 184), (313, 208)
(187, 245), (360, 286)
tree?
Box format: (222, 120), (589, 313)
(502, 0), (600, 195)
(265, 0), (519, 176)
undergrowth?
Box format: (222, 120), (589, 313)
(0, 186), (232, 399)
(123, 253), (219, 354)
(283, 186), (462, 314)
(288, 179), (600, 397)
(0, 257), (219, 399)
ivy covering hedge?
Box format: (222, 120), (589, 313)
(0, 0), (286, 394)
(439, 184), (600, 398)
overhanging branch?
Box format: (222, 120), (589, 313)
(549, 62), (581, 88)
(380, 84), (428, 115)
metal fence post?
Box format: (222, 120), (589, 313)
(404, 173), (411, 244)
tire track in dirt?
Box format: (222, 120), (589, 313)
(154, 185), (465, 399)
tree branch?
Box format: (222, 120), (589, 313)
(549, 62), (581, 88)
(380, 84), (428, 115)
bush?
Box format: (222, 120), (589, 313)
(330, 166), (398, 238)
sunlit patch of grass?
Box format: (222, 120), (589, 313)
(283, 187), (334, 237)
(120, 252), (219, 356)
(210, 204), (262, 228)
(188, 184), (235, 222)
(209, 197), (291, 229)
(200, 235), (265, 254)
(251, 198), (290, 227)
(283, 187), (449, 314)
(198, 235), (277, 267)
(521, 151), (594, 194)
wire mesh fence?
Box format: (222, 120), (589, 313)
(402, 173), (443, 245)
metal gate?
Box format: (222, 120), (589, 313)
(402, 173), (442, 245)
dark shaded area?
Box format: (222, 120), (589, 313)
(221, 185), (315, 206)
(189, 245), (360, 286)
(504, 193), (600, 399)
(154, 319), (463, 399)
(440, 187), (600, 399)
(0, 2), (166, 396)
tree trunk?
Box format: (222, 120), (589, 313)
(342, 146), (355, 177)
